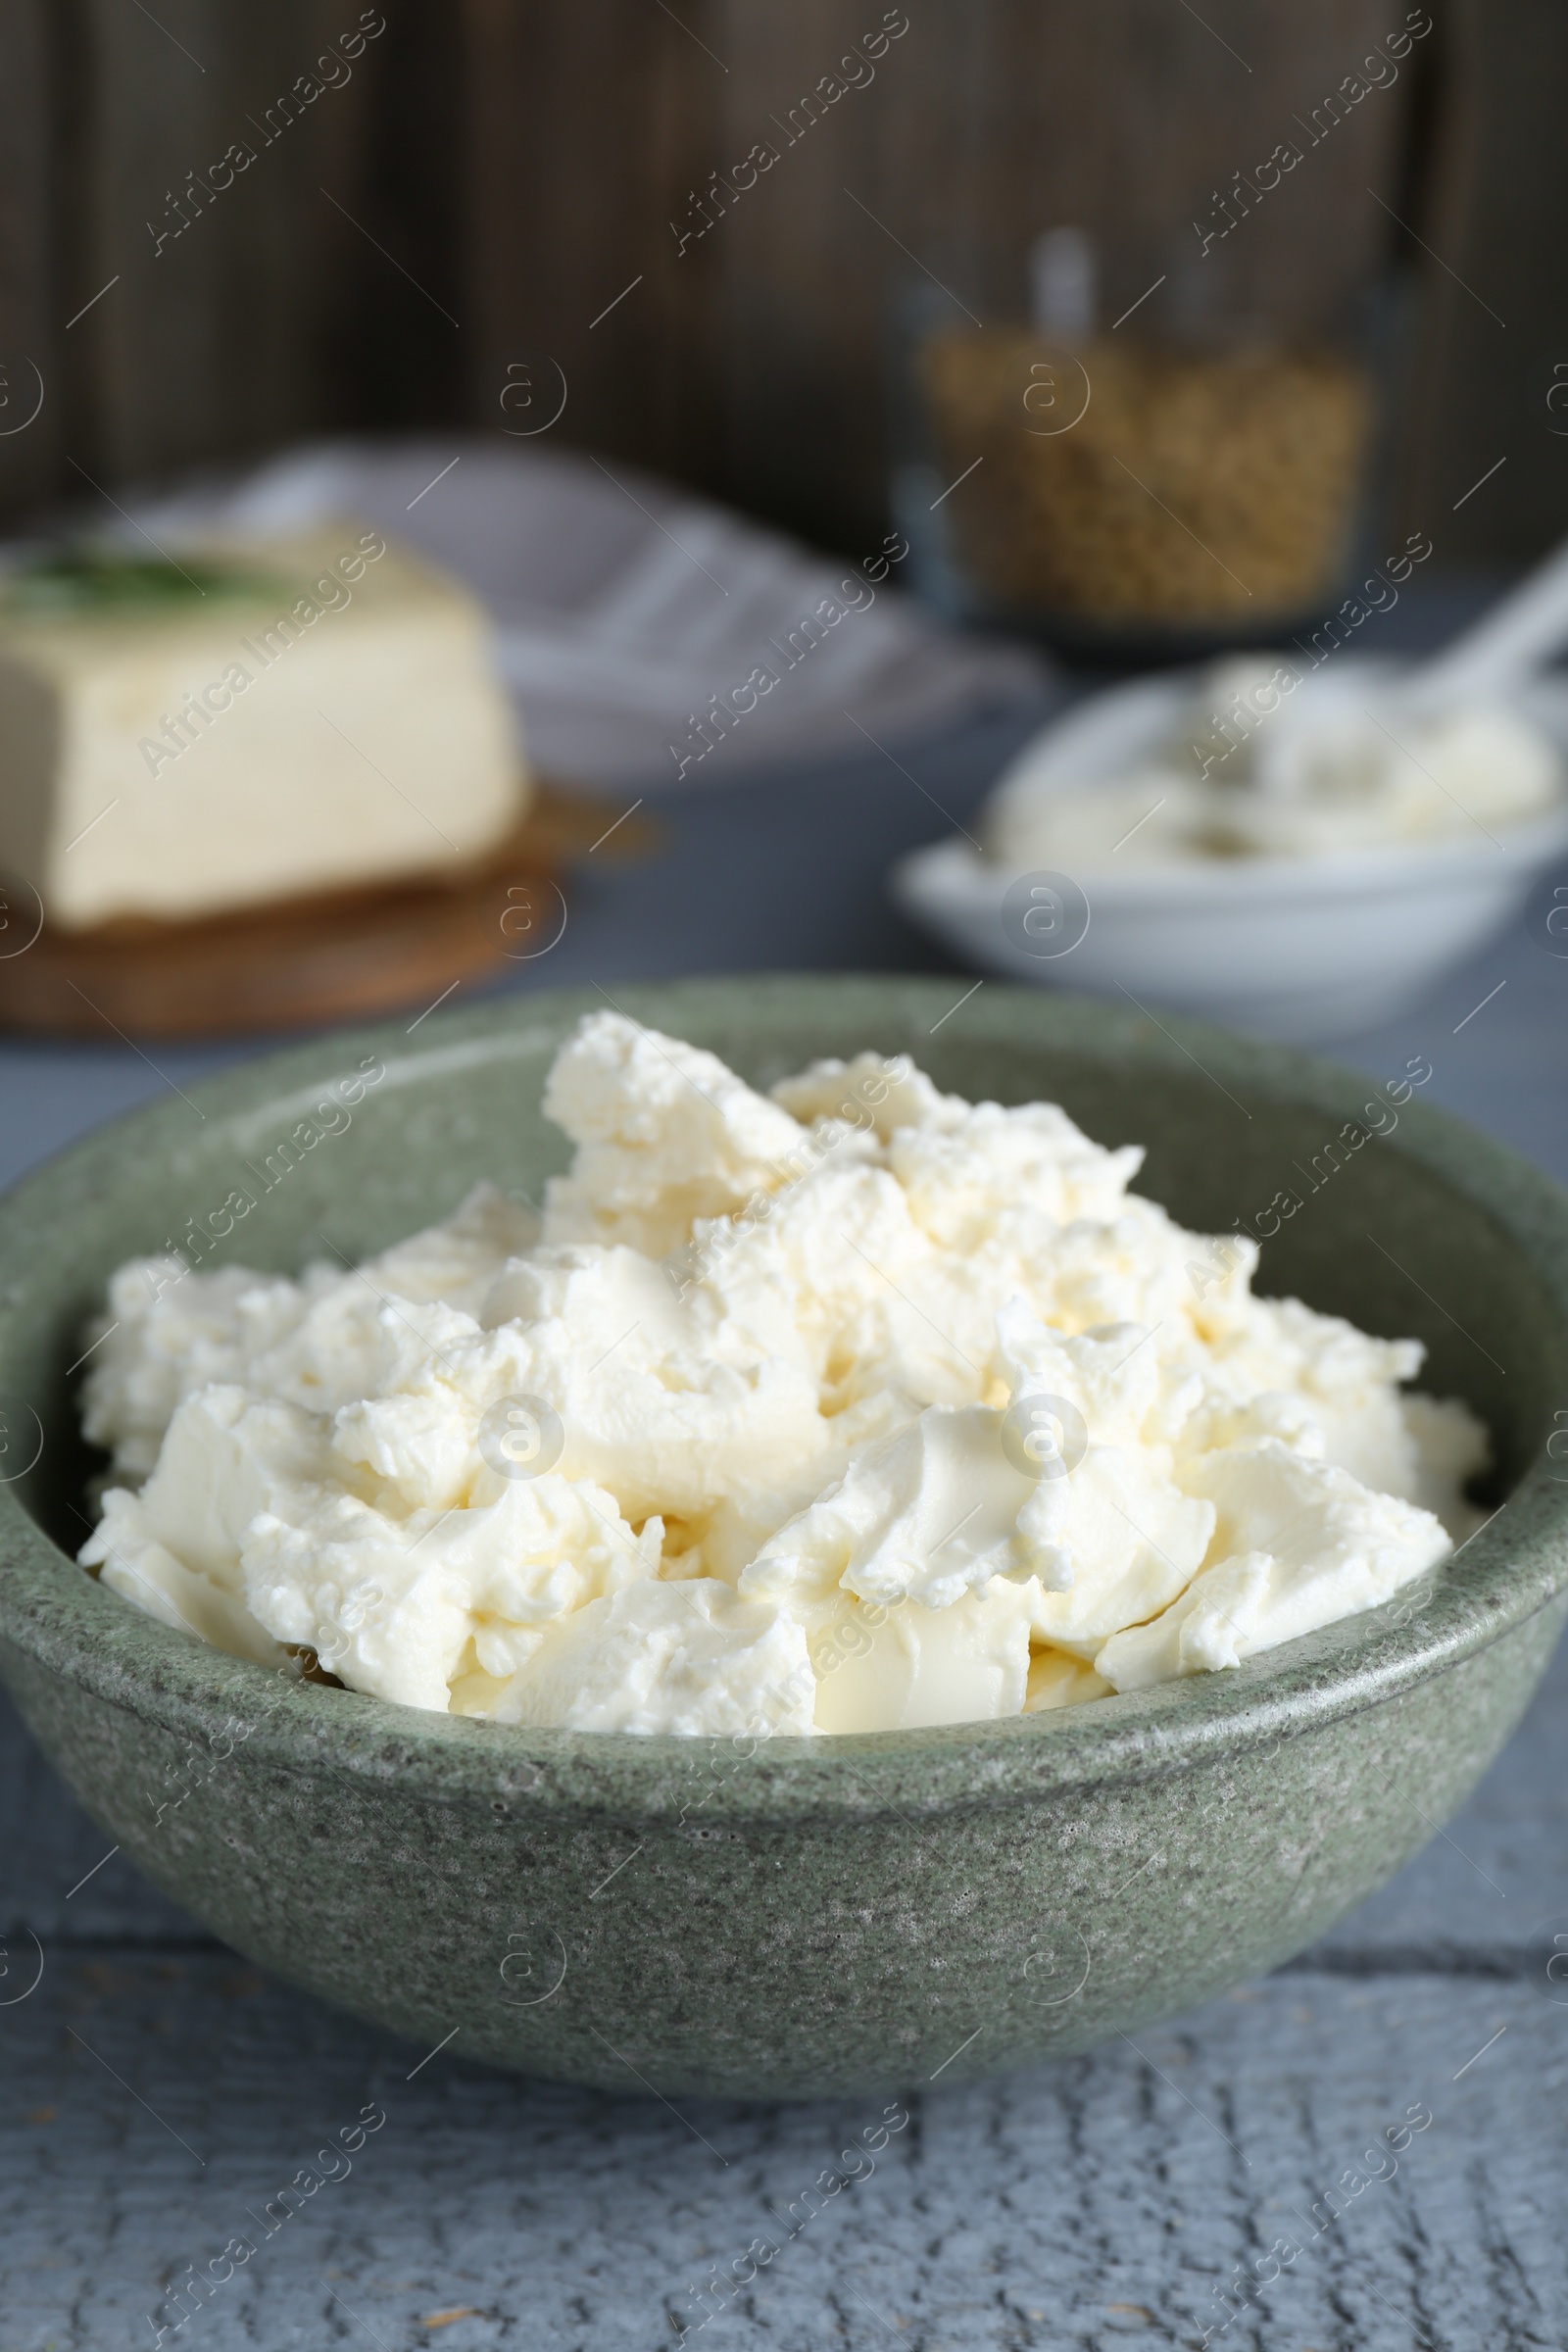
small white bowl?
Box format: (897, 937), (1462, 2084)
(892, 665), (1568, 1041)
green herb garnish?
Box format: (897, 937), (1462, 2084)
(6, 548), (285, 614)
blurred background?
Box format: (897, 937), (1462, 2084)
(3, 0), (1568, 1175)
(3, 0), (1563, 562)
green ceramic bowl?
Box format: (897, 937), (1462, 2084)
(2, 977), (1566, 2099)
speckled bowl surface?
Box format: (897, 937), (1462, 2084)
(1, 976), (1566, 2100)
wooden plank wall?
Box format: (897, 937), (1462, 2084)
(3, 0), (462, 518)
(1388, 0), (1568, 563)
(0, 0), (1562, 569)
(0, 0), (60, 523)
(463, 0), (1420, 549)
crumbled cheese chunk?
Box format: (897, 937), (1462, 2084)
(77, 1013), (1487, 1734)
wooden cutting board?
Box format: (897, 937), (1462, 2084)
(0, 784), (655, 1042)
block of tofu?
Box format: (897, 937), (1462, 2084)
(0, 525), (528, 930)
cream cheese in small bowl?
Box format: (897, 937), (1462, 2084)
(894, 654), (1568, 1040)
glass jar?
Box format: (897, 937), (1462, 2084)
(893, 229), (1382, 661)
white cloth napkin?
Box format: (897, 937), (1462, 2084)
(119, 438), (1050, 788)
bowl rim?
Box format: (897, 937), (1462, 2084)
(989, 654), (1568, 781)
(951, 654), (1568, 902)
(893, 810), (1568, 910)
(1, 972), (1566, 1827)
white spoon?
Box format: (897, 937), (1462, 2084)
(1235, 546), (1568, 799)
(1398, 533), (1568, 715)
(992, 541), (1568, 816)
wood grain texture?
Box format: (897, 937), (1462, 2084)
(0, 0), (57, 519)
(0, 0), (1561, 567)
(462, 0), (723, 484)
(59, 0), (366, 484)
(1389, 0), (1568, 564)
(559, 0), (1415, 549)
(0, 786), (651, 1040)
(0, 0), (454, 524)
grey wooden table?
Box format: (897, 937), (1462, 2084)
(4, 621), (1568, 2351)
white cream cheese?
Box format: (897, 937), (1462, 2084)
(986, 655), (1564, 871)
(77, 1012), (1488, 1735)
(0, 529), (525, 931)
